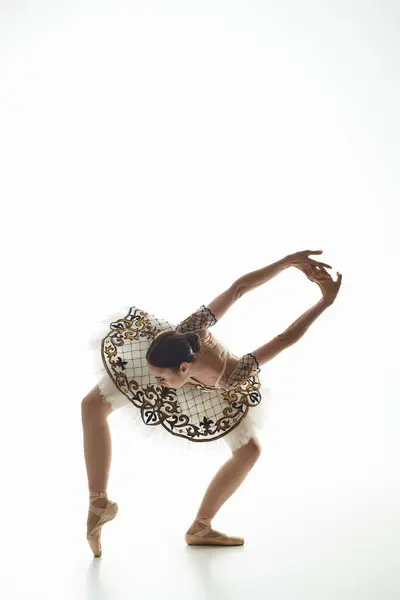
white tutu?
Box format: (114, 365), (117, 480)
(86, 304), (274, 454)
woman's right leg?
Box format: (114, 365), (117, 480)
(81, 385), (113, 494)
(81, 385), (116, 555)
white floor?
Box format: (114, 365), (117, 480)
(1, 1), (399, 599)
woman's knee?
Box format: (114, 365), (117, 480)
(232, 436), (262, 460)
(81, 386), (112, 421)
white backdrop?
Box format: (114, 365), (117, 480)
(1, 2), (398, 599)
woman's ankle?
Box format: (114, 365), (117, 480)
(186, 516), (213, 536)
(89, 490), (109, 508)
(195, 516), (212, 525)
(90, 490), (108, 499)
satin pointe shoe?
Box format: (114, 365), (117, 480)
(185, 518), (244, 546)
(87, 493), (119, 557)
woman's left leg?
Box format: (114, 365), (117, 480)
(186, 436), (261, 536)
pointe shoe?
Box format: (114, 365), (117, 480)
(87, 497), (119, 557)
(185, 518), (244, 546)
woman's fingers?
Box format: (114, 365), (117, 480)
(300, 265), (321, 282)
(304, 250), (332, 269)
(298, 262), (336, 291)
(311, 259), (332, 269)
(307, 264), (331, 282)
(314, 264), (331, 277)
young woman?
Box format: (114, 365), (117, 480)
(81, 250), (342, 556)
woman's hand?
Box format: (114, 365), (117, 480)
(299, 263), (343, 305)
(286, 249), (332, 273)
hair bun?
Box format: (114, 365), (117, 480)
(187, 333), (201, 353)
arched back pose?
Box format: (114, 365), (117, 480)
(81, 250), (342, 556)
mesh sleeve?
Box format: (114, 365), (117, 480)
(224, 353), (261, 389)
(175, 305), (217, 334)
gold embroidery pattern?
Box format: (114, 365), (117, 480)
(100, 307), (263, 443)
(226, 352), (260, 398)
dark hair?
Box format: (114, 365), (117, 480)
(146, 330), (201, 370)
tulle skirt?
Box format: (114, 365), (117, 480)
(86, 304), (274, 454)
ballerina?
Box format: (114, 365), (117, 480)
(82, 250), (342, 555)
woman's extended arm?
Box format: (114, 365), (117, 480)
(241, 257), (341, 368)
(234, 256), (290, 296)
(276, 298), (329, 345)
(234, 250), (332, 297)
(250, 298), (330, 367)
